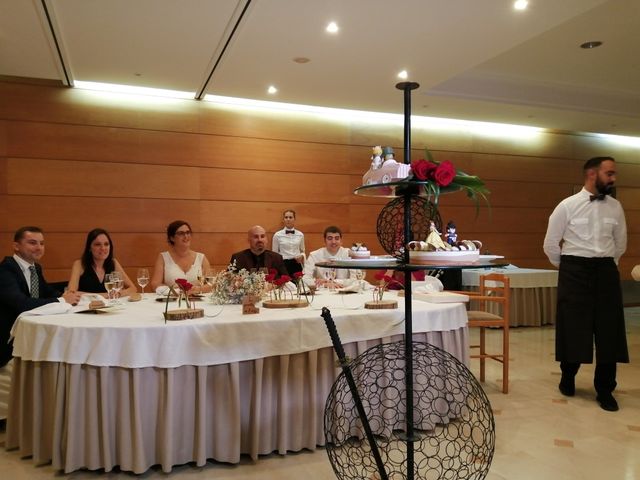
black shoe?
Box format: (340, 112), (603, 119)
(559, 376), (575, 397)
(596, 393), (619, 412)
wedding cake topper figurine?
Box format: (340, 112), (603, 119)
(426, 221), (449, 251)
(445, 221), (458, 246)
(362, 145), (411, 185)
(370, 146), (383, 170)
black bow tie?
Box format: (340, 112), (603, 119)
(285, 229), (295, 234)
(590, 193), (606, 202)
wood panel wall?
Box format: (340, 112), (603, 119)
(1, 82), (638, 283)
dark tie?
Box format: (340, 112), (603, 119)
(29, 265), (39, 298)
(590, 193), (606, 202)
(285, 230), (295, 234)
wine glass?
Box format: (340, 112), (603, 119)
(136, 268), (150, 297)
(104, 277), (115, 304)
(109, 271), (123, 304)
(204, 269), (216, 301)
(196, 266), (205, 291)
(355, 270), (365, 293)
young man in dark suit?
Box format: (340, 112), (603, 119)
(0, 226), (82, 366)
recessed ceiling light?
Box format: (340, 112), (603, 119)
(580, 41), (603, 49)
(326, 22), (339, 33)
(397, 70), (408, 80)
(514, 0), (528, 10)
(267, 85), (278, 94)
(293, 57), (310, 64)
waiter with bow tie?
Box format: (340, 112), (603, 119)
(543, 156), (628, 412)
(272, 209), (306, 276)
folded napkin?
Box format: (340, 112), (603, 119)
(337, 280), (371, 293)
(77, 293), (105, 306)
(414, 276), (444, 294)
(156, 285), (171, 296)
(415, 291), (469, 303)
(21, 302), (73, 316)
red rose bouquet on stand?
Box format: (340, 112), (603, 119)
(409, 148), (489, 212)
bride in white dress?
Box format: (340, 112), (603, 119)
(150, 220), (212, 293)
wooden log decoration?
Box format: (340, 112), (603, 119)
(364, 299), (398, 309)
(263, 299), (309, 309)
(163, 308), (205, 321)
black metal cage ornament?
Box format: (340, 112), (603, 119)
(324, 341), (495, 480)
(376, 196), (442, 260)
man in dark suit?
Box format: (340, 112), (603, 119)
(229, 225), (288, 276)
(0, 226), (82, 366)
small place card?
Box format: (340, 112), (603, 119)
(243, 295), (259, 315)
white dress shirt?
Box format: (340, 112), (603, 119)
(272, 228), (305, 260)
(303, 247), (360, 287)
(543, 188), (627, 267)
(13, 254), (64, 302)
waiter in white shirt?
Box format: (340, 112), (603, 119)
(543, 156), (628, 412)
(303, 226), (360, 288)
(272, 209), (305, 276)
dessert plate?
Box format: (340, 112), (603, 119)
(331, 255), (398, 266)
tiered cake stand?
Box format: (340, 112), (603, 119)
(317, 83), (505, 480)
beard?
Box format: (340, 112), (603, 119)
(595, 177), (614, 195)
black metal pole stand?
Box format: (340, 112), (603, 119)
(397, 81), (419, 480)
(320, 307), (389, 480)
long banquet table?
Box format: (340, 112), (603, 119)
(7, 291), (469, 474)
(461, 267), (558, 327)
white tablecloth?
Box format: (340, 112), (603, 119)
(461, 268), (558, 288)
(11, 292), (467, 368)
(461, 268), (558, 326)
(7, 292), (470, 474)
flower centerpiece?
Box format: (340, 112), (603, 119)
(163, 278), (204, 321)
(210, 262), (266, 304)
(265, 270), (292, 301)
(293, 271), (314, 302)
(263, 269), (309, 309)
(364, 272), (402, 310)
(409, 147), (490, 212)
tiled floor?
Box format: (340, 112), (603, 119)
(1, 308), (639, 480)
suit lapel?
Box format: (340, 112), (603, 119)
(6, 256), (31, 295)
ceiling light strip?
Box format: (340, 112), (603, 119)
(195, 0), (253, 100)
(39, 0), (73, 86)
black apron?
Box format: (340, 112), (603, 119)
(555, 255), (629, 364)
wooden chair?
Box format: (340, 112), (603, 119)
(466, 273), (510, 394)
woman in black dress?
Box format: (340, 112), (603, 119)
(68, 228), (136, 297)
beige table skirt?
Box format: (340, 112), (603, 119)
(6, 329), (468, 474)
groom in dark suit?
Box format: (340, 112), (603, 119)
(0, 226), (81, 366)
(229, 225), (288, 276)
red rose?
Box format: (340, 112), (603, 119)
(175, 278), (192, 291)
(433, 160), (456, 186)
(279, 275), (291, 284)
(293, 271), (303, 279)
(411, 159), (437, 181)
(265, 273), (276, 283)
(374, 272), (386, 281)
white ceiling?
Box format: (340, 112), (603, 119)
(1, 0), (639, 137)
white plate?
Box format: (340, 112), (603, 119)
(409, 250), (480, 264)
(479, 255), (505, 261)
(332, 255), (398, 265)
